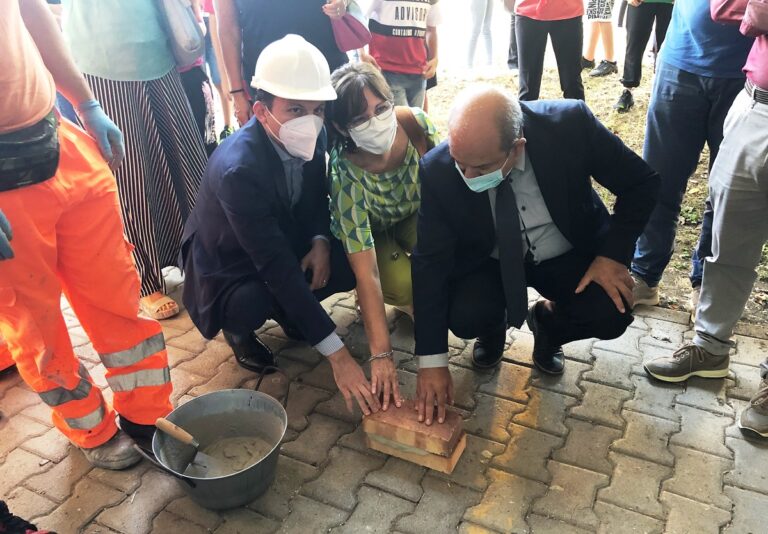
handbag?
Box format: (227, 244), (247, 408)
(331, 0), (372, 53)
(0, 112), (60, 193)
(157, 0), (205, 67)
(741, 0), (768, 37)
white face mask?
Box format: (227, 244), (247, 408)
(349, 111), (398, 155)
(266, 110), (324, 161)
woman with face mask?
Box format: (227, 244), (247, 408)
(327, 62), (440, 372)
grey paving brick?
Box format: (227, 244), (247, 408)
(661, 491), (731, 534)
(725, 398), (753, 441)
(87, 460), (150, 494)
(530, 360), (591, 398)
(598, 452), (670, 518)
(281, 413), (354, 466)
(433, 434), (505, 491)
(464, 393), (525, 443)
(302, 446), (386, 510)
(636, 305), (690, 325)
(166, 328), (210, 354)
(623, 375), (682, 421)
(724, 485), (768, 534)
(248, 454), (318, 520)
(3, 486), (57, 520)
(478, 361), (531, 403)
(152, 511), (211, 534)
(732, 334), (768, 367)
(593, 501), (663, 534)
(187, 359), (254, 396)
(463, 468), (546, 534)
(169, 367), (208, 406)
(512, 387), (578, 437)
(612, 410), (679, 466)
(166, 345), (196, 368)
(0, 449), (51, 500)
(0, 386), (40, 418)
(562, 338), (596, 363)
(582, 349), (637, 390)
(450, 364), (494, 410)
(299, 359), (340, 392)
(729, 362), (763, 401)
(216, 508), (279, 534)
(593, 327), (644, 357)
(397, 475), (481, 533)
(553, 419), (622, 475)
(532, 461), (609, 530)
(174, 340), (233, 377)
(166, 496), (224, 530)
(670, 404), (733, 458)
(570, 381), (631, 428)
(18, 401), (52, 426)
(314, 391), (363, 424)
(457, 521), (503, 534)
(21, 426), (72, 463)
(528, 515), (592, 534)
(277, 495), (347, 534)
(365, 456), (425, 502)
(35, 478), (124, 534)
(24, 449), (91, 502)
(491, 423), (563, 483)
(285, 383), (333, 432)
(663, 446), (733, 510)
(675, 376), (735, 416)
(331, 486), (415, 534)
(724, 436), (768, 493)
(0, 414), (49, 458)
(280, 345), (323, 366)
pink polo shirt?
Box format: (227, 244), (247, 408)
(711, 0), (768, 90)
(516, 0), (584, 21)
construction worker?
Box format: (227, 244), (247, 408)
(0, 0), (172, 469)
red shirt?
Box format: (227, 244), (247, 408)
(516, 0), (584, 21)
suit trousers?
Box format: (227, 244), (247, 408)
(219, 238), (356, 337)
(447, 251), (633, 346)
(516, 15), (585, 101)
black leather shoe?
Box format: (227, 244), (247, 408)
(471, 326), (506, 369)
(526, 304), (565, 375)
(118, 415), (156, 450)
(223, 331), (276, 373)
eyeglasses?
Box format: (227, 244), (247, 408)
(347, 101), (394, 130)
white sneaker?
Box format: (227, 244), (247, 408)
(632, 277), (660, 307)
(689, 286), (701, 322)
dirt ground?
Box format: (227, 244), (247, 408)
(423, 65), (768, 326)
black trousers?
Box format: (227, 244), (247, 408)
(508, 12), (518, 69)
(621, 2), (673, 88)
(447, 251), (633, 346)
(219, 238), (356, 336)
(179, 66), (217, 156)
(516, 15), (584, 101)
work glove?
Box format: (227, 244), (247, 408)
(0, 209), (13, 260)
(77, 99), (126, 170)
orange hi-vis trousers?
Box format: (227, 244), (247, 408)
(0, 119), (172, 448)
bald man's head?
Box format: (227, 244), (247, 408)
(448, 86), (525, 180)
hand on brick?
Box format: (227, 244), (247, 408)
(416, 367), (454, 425)
(371, 356), (402, 411)
(329, 347), (381, 415)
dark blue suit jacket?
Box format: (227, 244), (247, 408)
(180, 118), (335, 343)
(412, 100), (660, 356)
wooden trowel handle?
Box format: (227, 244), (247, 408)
(156, 418), (199, 447)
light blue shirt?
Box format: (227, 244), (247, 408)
(62, 0), (175, 82)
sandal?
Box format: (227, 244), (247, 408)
(139, 294), (179, 320)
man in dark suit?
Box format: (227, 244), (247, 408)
(181, 35), (382, 416)
(412, 87), (660, 424)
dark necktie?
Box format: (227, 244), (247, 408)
(495, 179), (529, 328)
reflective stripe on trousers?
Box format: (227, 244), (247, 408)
(65, 402), (106, 430)
(99, 332), (165, 368)
(38, 363), (93, 406)
(107, 367), (171, 392)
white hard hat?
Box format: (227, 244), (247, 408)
(251, 34), (337, 101)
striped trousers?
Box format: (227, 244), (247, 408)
(85, 69), (207, 297)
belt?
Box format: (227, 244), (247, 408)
(745, 79), (768, 105)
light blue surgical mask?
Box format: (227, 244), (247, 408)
(456, 153), (511, 193)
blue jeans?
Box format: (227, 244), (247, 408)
(383, 71), (426, 108)
(631, 61), (745, 287)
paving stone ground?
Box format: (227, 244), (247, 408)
(2, 277), (768, 533)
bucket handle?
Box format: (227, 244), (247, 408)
(253, 365), (291, 409)
(133, 444), (197, 488)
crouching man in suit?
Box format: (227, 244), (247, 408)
(412, 86), (660, 424)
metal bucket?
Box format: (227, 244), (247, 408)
(136, 370), (288, 510)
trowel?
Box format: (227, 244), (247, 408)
(155, 418), (231, 478)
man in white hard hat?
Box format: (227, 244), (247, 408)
(181, 35), (388, 415)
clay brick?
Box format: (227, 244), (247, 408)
(612, 410), (679, 466)
(463, 393), (525, 443)
(670, 405), (733, 458)
(464, 468), (546, 533)
(332, 486), (415, 534)
(217, 508), (280, 534)
(35, 478), (124, 534)
(492, 423), (563, 483)
(623, 375), (682, 421)
(675, 376), (735, 416)
(570, 381), (631, 429)
(365, 456), (425, 502)
(553, 419), (622, 475)
(661, 491), (731, 534)
(593, 327), (644, 357)
(21, 426), (73, 463)
(724, 485), (768, 534)
(152, 511), (212, 534)
(0, 449), (50, 499)
(1, 386), (41, 418)
(277, 495), (347, 533)
(25, 449), (92, 502)
(597, 452), (670, 518)
(729, 362), (762, 401)
(663, 446), (732, 510)
(512, 387), (578, 437)
(594, 501), (663, 534)
(302, 446), (385, 510)
(166, 496), (223, 530)
(732, 334), (768, 366)
(478, 362), (531, 403)
(3, 486), (57, 522)
(582, 349), (637, 391)
(530, 360), (591, 398)
(724, 437), (768, 493)
(282, 413), (353, 466)
(249, 455), (317, 518)
(96, 469), (185, 533)
(396, 475), (481, 533)
(531, 461), (609, 530)
(433, 434), (505, 491)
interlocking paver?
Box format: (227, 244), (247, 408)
(463, 392), (525, 443)
(531, 461), (609, 530)
(166, 496), (224, 530)
(593, 327), (644, 357)
(169, 367), (208, 405)
(724, 436), (768, 493)
(365, 457), (425, 502)
(248, 454), (318, 519)
(0, 414), (49, 458)
(593, 501), (664, 534)
(729, 362), (762, 401)
(280, 344), (324, 367)
(35, 477), (124, 533)
(582, 349), (637, 390)
(530, 360), (592, 398)
(661, 491), (731, 534)
(331, 486), (415, 534)
(397, 475), (481, 533)
(503, 331), (535, 367)
(285, 383), (333, 432)
(553, 419), (622, 475)
(597, 452), (670, 518)
(166, 345), (196, 368)
(528, 515), (592, 534)
(302, 446), (386, 510)
(88, 461), (150, 494)
(216, 508), (279, 534)
(570, 381), (631, 428)
(562, 338), (595, 363)
(457, 521), (502, 534)
(723, 485), (768, 534)
(612, 410), (679, 466)
(19, 400), (53, 426)
(663, 446), (733, 510)
(463, 468), (546, 533)
(670, 404), (733, 458)
(152, 511), (211, 534)
(24, 449), (92, 502)
(623, 375), (682, 421)
(173, 339), (233, 376)
(3, 486), (57, 520)
(732, 334), (768, 366)
(276, 495), (347, 534)
(478, 361), (531, 403)
(314, 391), (363, 424)
(491, 423), (563, 483)
(20, 426), (72, 464)
(512, 387), (578, 436)
(281, 413), (354, 466)
(433, 434), (505, 491)
(675, 376), (735, 416)
(450, 365), (494, 410)
(187, 359), (255, 396)
(0, 386), (40, 418)
(0, 449), (51, 499)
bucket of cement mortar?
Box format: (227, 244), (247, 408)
(137, 367), (288, 510)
